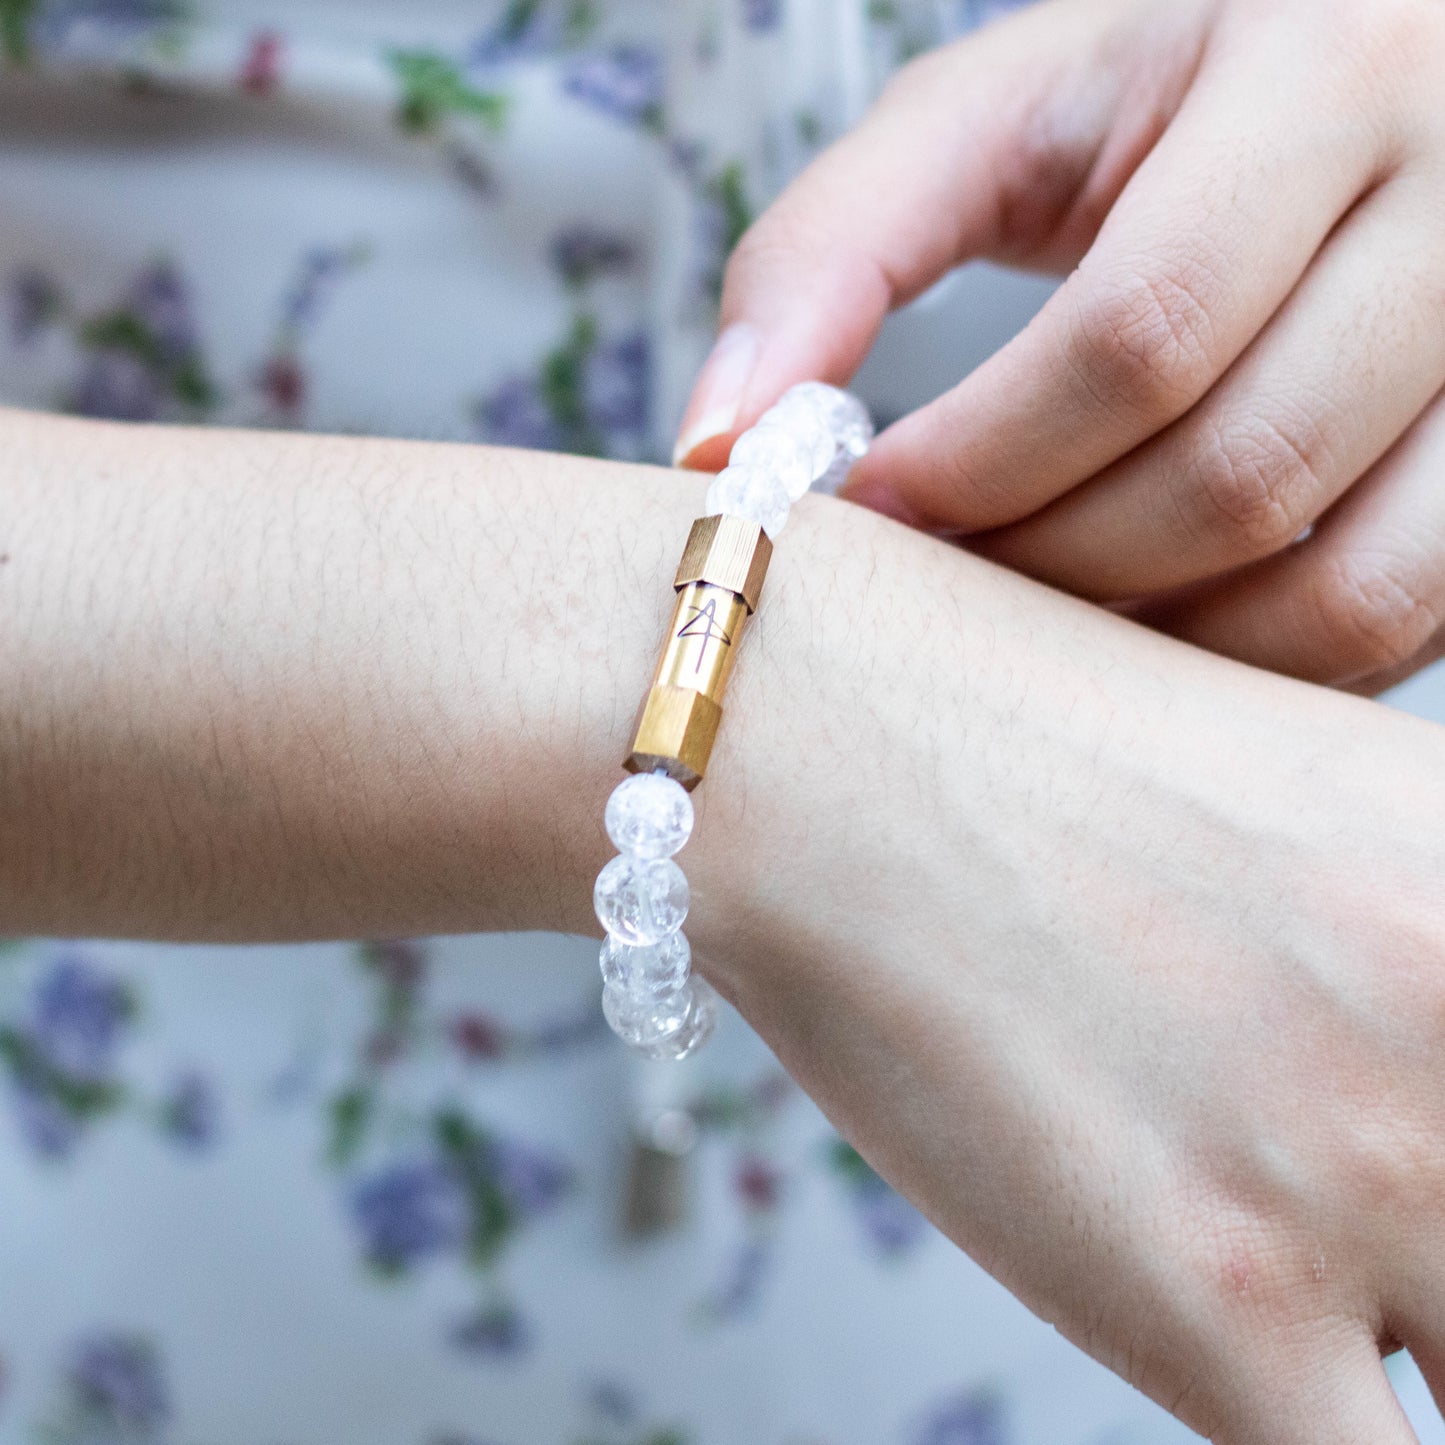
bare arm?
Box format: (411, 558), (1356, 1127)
(0, 407), (712, 939)
(4, 405), (1445, 1442)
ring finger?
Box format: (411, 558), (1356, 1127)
(1133, 383), (1445, 688)
(974, 168), (1445, 603)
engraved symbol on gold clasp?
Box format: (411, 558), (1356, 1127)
(676, 597), (733, 673)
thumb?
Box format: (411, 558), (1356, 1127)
(672, 1), (1121, 471)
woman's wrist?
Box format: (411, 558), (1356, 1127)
(0, 407), (718, 938)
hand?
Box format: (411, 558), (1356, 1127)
(684, 498), (1445, 1444)
(11, 405), (1445, 1440)
(674, 0), (1445, 692)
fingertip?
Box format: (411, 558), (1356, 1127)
(671, 322), (762, 469)
(672, 428), (736, 473)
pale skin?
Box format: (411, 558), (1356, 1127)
(3, 406), (1444, 1441)
(676, 0), (1445, 691)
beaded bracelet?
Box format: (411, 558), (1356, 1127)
(592, 382), (874, 1061)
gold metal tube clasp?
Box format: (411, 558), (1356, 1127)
(625, 514), (773, 789)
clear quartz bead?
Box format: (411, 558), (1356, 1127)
(780, 382), (874, 459)
(593, 855), (689, 947)
(605, 772), (693, 860)
(599, 930), (692, 999)
(814, 447), (855, 496)
(601, 975), (693, 1049)
(705, 464), (790, 539)
(762, 395), (839, 483)
(636, 977), (717, 1061)
(729, 422), (813, 502)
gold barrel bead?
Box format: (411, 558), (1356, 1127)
(626, 512), (773, 788)
(655, 582), (750, 700)
(673, 514), (772, 613)
(626, 685), (723, 789)
(626, 582), (751, 788)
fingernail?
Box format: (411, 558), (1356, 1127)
(840, 475), (924, 529)
(672, 322), (761, 467)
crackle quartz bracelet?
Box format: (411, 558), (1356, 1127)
(592, 382), (874, 1061)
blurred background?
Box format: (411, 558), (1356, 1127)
(0, 3), (1439, 1444)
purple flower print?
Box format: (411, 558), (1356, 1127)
(853, 1169), (930, 1254)
(66, 1332), (170, 1435)
(585, 1378), (639, 1426)
(474, 374), (564, 451)
(682, 161), (751, 307)
(526, 1004), (606, 1053)
(31, 0), (190, 62)
(255, 243), (366, 424)
(450, 1301), (530, 1358)
(915, 1387), (1009, 1445)
(486, 1135), (572, 1219)
(159, 1069), (219, 1151)
(827, 1138), (930, 1255)
(942, 0), (1033, 34)
(0, 955), (134, 1158)
(7, 267), (63, 345)
(350, 1156), (469, 1272)
(583, 331), (649, 440)
(363, 936), (427, 991)
(549, 225), (636, 289)
(279, 244), (367, 339)
(10, 1087), (81, 1157)
(704, 1236), (772, 1321)
(73, 349), (164, 422)
(665, 135), (705, 184)
(471, 0), (598, 65)
(562, 46), (664, 129)
(128, 261), (195, 365)
(72, 260), (212, 420)
(29, 956), (132, 1079)
(742, 0), (784, 31)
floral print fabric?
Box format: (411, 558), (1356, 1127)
(1, 4), (1439, 1444)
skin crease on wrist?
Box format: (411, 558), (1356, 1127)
(4, 405), (1445, 1439)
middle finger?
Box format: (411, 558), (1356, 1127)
(974, 169), (1445, 601)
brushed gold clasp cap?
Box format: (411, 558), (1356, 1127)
(625, 685), (723, 790)
(674, 514), (772, 613)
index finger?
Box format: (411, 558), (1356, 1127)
(846, 21), (1395, 533)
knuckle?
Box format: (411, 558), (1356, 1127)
(1353, 0), (1445, 63)
(1185, 412), (1330, 553)
(1172, 1194), (1310, 1332)
(1312, 547), (1441, 677)
(1311, 0), (1445, 112)
(1063, 262), (1220, 421)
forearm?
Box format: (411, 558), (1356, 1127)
(2, 405), (1440, 965)
(0, 408), (709, 939)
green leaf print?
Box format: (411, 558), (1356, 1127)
(0, 0), (37, 66)
(433, 1106), (517, 1270)
(825, 1137), (880, 1183)
(327, 1086), (373, 1167)
(388, 49), (510, 135)
(0, 1027), (127, 1121)
(77, 304), (216, 415)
